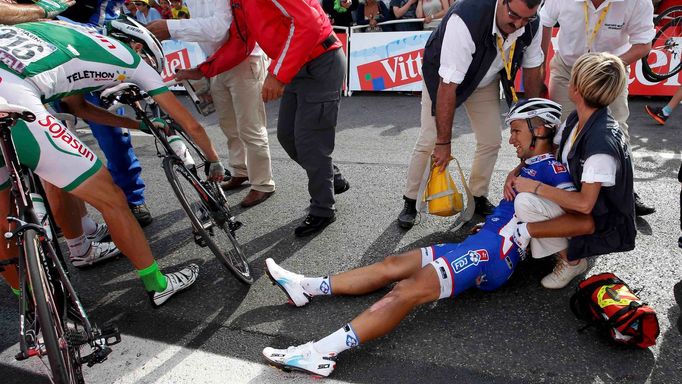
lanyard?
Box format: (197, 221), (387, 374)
(583, 1), (611, 53)
(496, 35), (518, 103)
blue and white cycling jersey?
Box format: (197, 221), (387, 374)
(422, 153), (576, 299)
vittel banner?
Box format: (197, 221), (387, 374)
(160, 40), (207, 84)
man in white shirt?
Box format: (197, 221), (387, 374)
(539, 0), (656, 216)
(147, 1), (276, 207)
(398, 0), (545, 229)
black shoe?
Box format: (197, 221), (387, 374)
(634, 192), (655, 216)
(678, 236), (681, 249)
(473, 196), (495, 216)
(333, 165), (350, 195)
(397, 196), (417, 229)
(130, 203), (153, 227)
(294, 214), (336, 237)
(644, 105), (669, 125)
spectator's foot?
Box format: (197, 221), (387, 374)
(241, 190), (274, 208)
(70, 241), (121, 268)
(397, 196), (417, 229)
(678, 236), (682, 249)
(130, 203), (153, 227)
(473, 196), (496, 216)
(85, 222), (110, 243)
(541, 258), (587, 289)
(265, 258), (310, 307)
(333, 165), (350, 195)
(634, 192), (656, 216)
(295, 214), (336, 237)
(150, 264), (199, 308)
(645, 105), (668, 125)
(221, 176), (249, 191)
(262, 342), (335, 377)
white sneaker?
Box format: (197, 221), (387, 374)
(541, 258), (588, 289)
(262, 342), (335, 377)
(265, 258), (310, 307)
(512, 222), (531, 257)
(85, 223), (110, 243)
(70, 241), (121, 267)
(151, 264), (199, 307)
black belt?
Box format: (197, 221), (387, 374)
(321, 34), (338, 50)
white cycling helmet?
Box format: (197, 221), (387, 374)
(505, 98), (562, 148)
(103, 15), (165, 74)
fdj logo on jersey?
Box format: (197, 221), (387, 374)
(451, 249), (489, 274)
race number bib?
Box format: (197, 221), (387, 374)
(0, 27), (56, 73)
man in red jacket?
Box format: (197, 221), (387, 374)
(178, 0), (349, 237)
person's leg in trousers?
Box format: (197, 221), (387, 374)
(212, 69), (248, 180)
(277, 85), (299, 165)
(548, 54), (575, 123)
(83, 93), (146, 207)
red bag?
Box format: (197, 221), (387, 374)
(569, 273), (659, 348)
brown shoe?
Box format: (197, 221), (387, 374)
(240, 189), (274, 207)
(221, 177), (248, 190)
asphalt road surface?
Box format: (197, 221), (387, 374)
(1, 94), (681, 384)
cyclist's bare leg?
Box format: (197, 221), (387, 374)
(66, 168), (154, 270)
(348, 265), (440, 343)
(0, 188), (19, 289)
(329, 250), (424, 295)
(43, 183), (83, 239)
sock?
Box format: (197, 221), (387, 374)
(301, 276), (332, 296)
(66, 235), (89, 257)
(662, 105), (673, 116)
(313, 323), (360, 357)
(512, 222), (531, 251)
(81, 216), (98, 237)
(137, 261), (168, 292)
(11, 287), (20, 297)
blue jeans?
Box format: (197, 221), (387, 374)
(83, 93), (146, 206)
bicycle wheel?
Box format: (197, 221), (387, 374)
(163, 157), (254, 284)
(24, 229), (83, 384)
(642, 15), (682, 82)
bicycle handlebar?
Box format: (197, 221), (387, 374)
(0, 102), (36, 125)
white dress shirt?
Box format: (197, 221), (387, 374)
(540, 0), (655, 67)
(438, 9), (544, 88)
(166, 0), (231, 56)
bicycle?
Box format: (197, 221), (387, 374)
(642, 3), (682, 82)
(99, 83), (254, 285)
(0, 102), (120, 384)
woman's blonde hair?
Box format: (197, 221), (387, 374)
(570, 52), (627, 109)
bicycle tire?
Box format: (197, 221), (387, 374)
(163, 157), (254, 284)
(642, 15), (682, 82)
(24, 229), (83, 384)
(656, 6), (682, 24)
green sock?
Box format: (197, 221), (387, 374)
(137, 261), (168, 292)
(11, 287), (20, 297)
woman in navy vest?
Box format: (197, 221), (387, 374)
(511, 52), (636, 289)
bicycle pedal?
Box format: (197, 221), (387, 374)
(86, 345), (112, 367)
(193, 232), (208, 247)
(99, 324), (122, 346)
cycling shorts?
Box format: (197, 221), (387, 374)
(421, 229), (521, 299)
(0, 68), (102, 191)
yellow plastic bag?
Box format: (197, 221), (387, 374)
(424, 161), (463, 217)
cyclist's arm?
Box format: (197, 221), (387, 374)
(0, 2), (50, 24)
(60, 94), (138, 129)
(151, 92), (220, 162)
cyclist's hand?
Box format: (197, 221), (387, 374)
(175, 68), (204, 81)
(34, 0), (75, 18)
(503, 170), (517, 201)
(470, 223), (484, 234)
(207, 160), (225, 182)
(138, 117), (169, 135)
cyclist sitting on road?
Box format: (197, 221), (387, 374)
(261, 98), (595, 377)
(0, 16), (226, 307)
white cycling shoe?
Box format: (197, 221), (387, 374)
(151, 264), (199, 307)
(262, 342), (335, 377)
(85, 223), (110, 243)
(265, 258), (310, 307)
(70, 241), (121, 267)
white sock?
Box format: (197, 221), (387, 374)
(313, 323), (360, 357)
(301, 276), (332, 296)
(66, 235), (90, 257)
(81, 216), (98, 237)
(516, 222), (531, 239)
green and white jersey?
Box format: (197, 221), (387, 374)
(0, 20), (168, 103)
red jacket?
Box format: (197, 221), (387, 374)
(198, 0), (341, 84)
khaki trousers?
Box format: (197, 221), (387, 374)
(514, 192), (568, 258)
(210, 55), (275, 192)
(404, 80), (503, 199)
(549, 54), (630, 141)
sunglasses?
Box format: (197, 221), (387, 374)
(504, 0), (538, 23)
